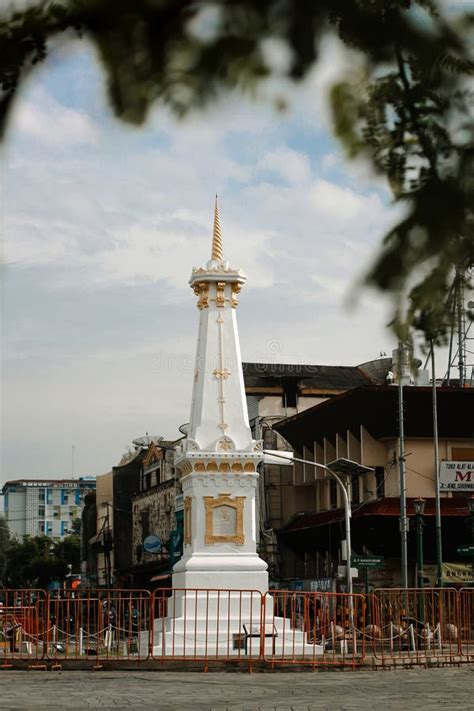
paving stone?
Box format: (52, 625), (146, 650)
(0, 667), (472, 709)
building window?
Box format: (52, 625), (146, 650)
(46, 521), (53, 535)
(351, 476), (360, 505)
(375, 467), (385, 498)
(263, 427), (277, 450)
(38, 505), (45, 517)
(329, 480), (338, 509)
(140, 509), (150, 541)
(61, 521), (68, 536)
(39, 489), (45, 502)
(46, 489), (53, 505)
(61, 490), (68, 505)
(39, 521), (45, 534)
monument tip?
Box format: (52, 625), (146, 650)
(211, 195), (224, 262)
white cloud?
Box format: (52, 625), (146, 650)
(2, 50), (406, 481)
(256, 147), (311, 185)
(11, 87), (99, 148)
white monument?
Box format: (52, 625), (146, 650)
(172, 197), (267, 593)
(148, 200), (318, 657)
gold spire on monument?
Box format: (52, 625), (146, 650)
(211, 195), (223, 261)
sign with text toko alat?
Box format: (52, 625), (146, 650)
(439, 461), (474, 492)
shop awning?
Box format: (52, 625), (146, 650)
(282, 497), (470, 534)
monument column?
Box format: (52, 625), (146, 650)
(173, 198), (268, 592)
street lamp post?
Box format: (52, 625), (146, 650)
(467, 495), (474, 540)
(467, 496), (474, 586)
(413, 498), (426, 589)
(413, 498), (426, 625)
(262, 449), (372, 604)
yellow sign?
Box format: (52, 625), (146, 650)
(442, 562), (473, 584)
(423, 562), (473, 585)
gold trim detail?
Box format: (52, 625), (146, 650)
(216, 281), (226, 307)
(184, 497), (192, 545)
(231, 462), (244, 472)
(194, 461), (206, 472)
(193, 282), (209, 310)
(204, 493), (245, 545)
(231, 282), (241, 308)
(243, 461), (255, 472)
(213, 368), (230, 380)
(206, 461), (218, 472)
(218, 462), (231, 472)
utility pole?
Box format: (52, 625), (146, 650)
(104, 502), (112, 589)
(456, 269), (466, 387)
(430, 342), (443, 586)
(398, 342), (409, 588)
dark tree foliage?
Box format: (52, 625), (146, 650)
(0, 0), (473, 337)
(0, 515), (10, 584)
(4, 535), (80, 588)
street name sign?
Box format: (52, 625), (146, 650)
(457, 544), (474, 556)
(351, 555), (384, 568)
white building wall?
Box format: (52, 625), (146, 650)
(5, 491), (27, 539)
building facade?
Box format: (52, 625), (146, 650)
(274, 385), (474, 588)
(242, 358), (393, 580)
(131, 441), (182, 587)
(2, 477), (96, 540)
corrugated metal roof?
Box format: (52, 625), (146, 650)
(242, 362), (372, 389)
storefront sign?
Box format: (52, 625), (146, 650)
(439, 461), (474, 491)
(309, 578), (333, 592)
(424, 562), (474, 585)
(143, 535), (162, 554)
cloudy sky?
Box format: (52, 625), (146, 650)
(1, 34), (407, 485)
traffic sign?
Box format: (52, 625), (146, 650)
(351, 555), (384, 568)
(457, 544), (474, 557)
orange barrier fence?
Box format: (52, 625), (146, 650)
(459, 587), (474, 661)
(0, 589), (46, 667)
(0, 587), (473, 669)
(367, 588), (461, 665)
(150, 588), (263, 669)
(263, 590), (365, 667)
(45, 590), (151, 666)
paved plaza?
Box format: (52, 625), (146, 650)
(0, 667), (473, 710)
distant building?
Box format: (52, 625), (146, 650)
(2, 477), (96, 540)
(85, 438), (182, 588)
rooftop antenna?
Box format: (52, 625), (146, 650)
(71, 444), (75, 479)
(446, 266), (473, 386)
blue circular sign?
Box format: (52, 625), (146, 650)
(143, 535), (162, 553)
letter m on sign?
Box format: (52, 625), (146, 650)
(455, 470), (472, 482)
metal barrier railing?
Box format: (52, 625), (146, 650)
(150, 588), (263, 670)
(368, 588), (460, 665)
(459, 587), (474, 660)
(0, 589), (47, 667)
(0, 587), (473, 669)
(262, 590), (365, 667)
(45, 590), (151, 665)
